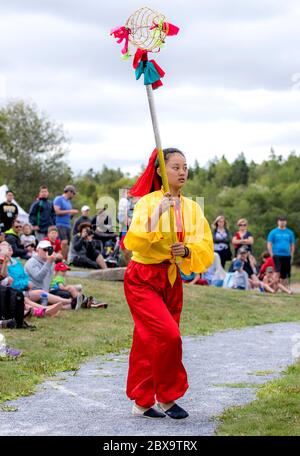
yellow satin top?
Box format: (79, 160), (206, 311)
(124, 190), (214, 283)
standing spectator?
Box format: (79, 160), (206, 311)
(73, 205), (91, 236)
(212, 215), (232, 268)
(0, 190), (18, 232)
(53, 185), (78, 260)
(5, 219), (30, 260)
(232, 218), (254, 256)
(29, 186), (56, 241)
(267, 216), (295, 287)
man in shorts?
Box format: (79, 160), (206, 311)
(53, 185), (78, 260)
(267, 216), (295, 288)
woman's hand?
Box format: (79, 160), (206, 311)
(171, 242), (186, 257)
(158, 192), (175, 215)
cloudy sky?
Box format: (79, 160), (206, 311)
(1, 0), (300, 175)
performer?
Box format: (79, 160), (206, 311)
(124, 148), (214, 419)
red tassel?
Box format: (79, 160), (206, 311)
(129, 149), (162, 197)
(133, 48), (148, 69)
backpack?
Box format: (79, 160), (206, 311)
(0, 286), (25, 328)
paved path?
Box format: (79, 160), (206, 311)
(1, 322), (300, 436)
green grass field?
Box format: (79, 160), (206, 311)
(1, 276), (300, 435)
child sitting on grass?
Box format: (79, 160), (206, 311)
(231, 259), (249, 290)
(49, 262), (108, 309)
(263, 266), (293, 295)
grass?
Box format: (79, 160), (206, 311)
(0, 277), (300, 434)
(216, 362), (300, 436)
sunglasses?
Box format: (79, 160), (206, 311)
(15, 225), (22, 229)
(238, 224), (247, 227)
(26, 244), (35, 248)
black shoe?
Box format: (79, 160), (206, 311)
(132, 404), (166, 418)
(0, 318), (17, 329)
(159, 403), (189, 419)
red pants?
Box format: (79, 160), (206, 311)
(124, 260), (188, 408)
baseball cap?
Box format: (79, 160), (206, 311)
(266, 266), (274, 273)
(37, 240), (52, 249)
(81, 205), (90, 212)
(238, 246), (248, 254)
(233, 259), (243, 270)
(55, 262), (70, 272)
(64, 185), (76, 194)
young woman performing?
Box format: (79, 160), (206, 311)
(124, 148), (214, 420)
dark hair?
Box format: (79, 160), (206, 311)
(6, 190), (13, 195)
(277, 216), (287, 221)
(78, 222), (92, 233)
(261, 251), (270, 261)
(40, 185), (48, 191)
(154, 148), (185, 168)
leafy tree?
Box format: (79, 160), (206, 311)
(0, 100), (72, 208)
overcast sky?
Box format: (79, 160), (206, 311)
(1, 0), (300, 175)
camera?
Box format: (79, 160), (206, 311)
(85, 228), (94, 237)
(45, 246), (54, 255)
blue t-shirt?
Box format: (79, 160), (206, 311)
(53, 195), (72, 228)
(267, 227), (295, 256)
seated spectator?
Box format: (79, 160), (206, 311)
(70, 222), (107, 269)
(20, 223), (36, 258)
(5, 219), (30, 260)
(232, 219), (254, 256)
(263, 266), (292, 295)
(50, 262), (84, 309)
(20, 223), (36, 247)
(229, 247), (261, 290)
(180, 270), (208, 285)
(202, 252), (226, 287)
(24, 240), (74, 309)
(231, 259), (249, 290)
(50, 262), (107, 308)
(0, 228), (6, 244)
(73, 205), (91, 236)
(44, 226), (63, 260)
(258, 251), (275, 280)
(1, 241), (63, 317)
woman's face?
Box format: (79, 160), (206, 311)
(158, 153), (188, 190)
(238, 221), (247, 232)
(218, 218), (225, 228)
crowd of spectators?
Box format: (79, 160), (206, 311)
(0, 183), (297, 333)
(184, 215), (295, 295)
(0, 185), (114, 330)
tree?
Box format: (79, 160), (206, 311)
(0, 100), (72, 209)
(229, 152), (249, 187)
